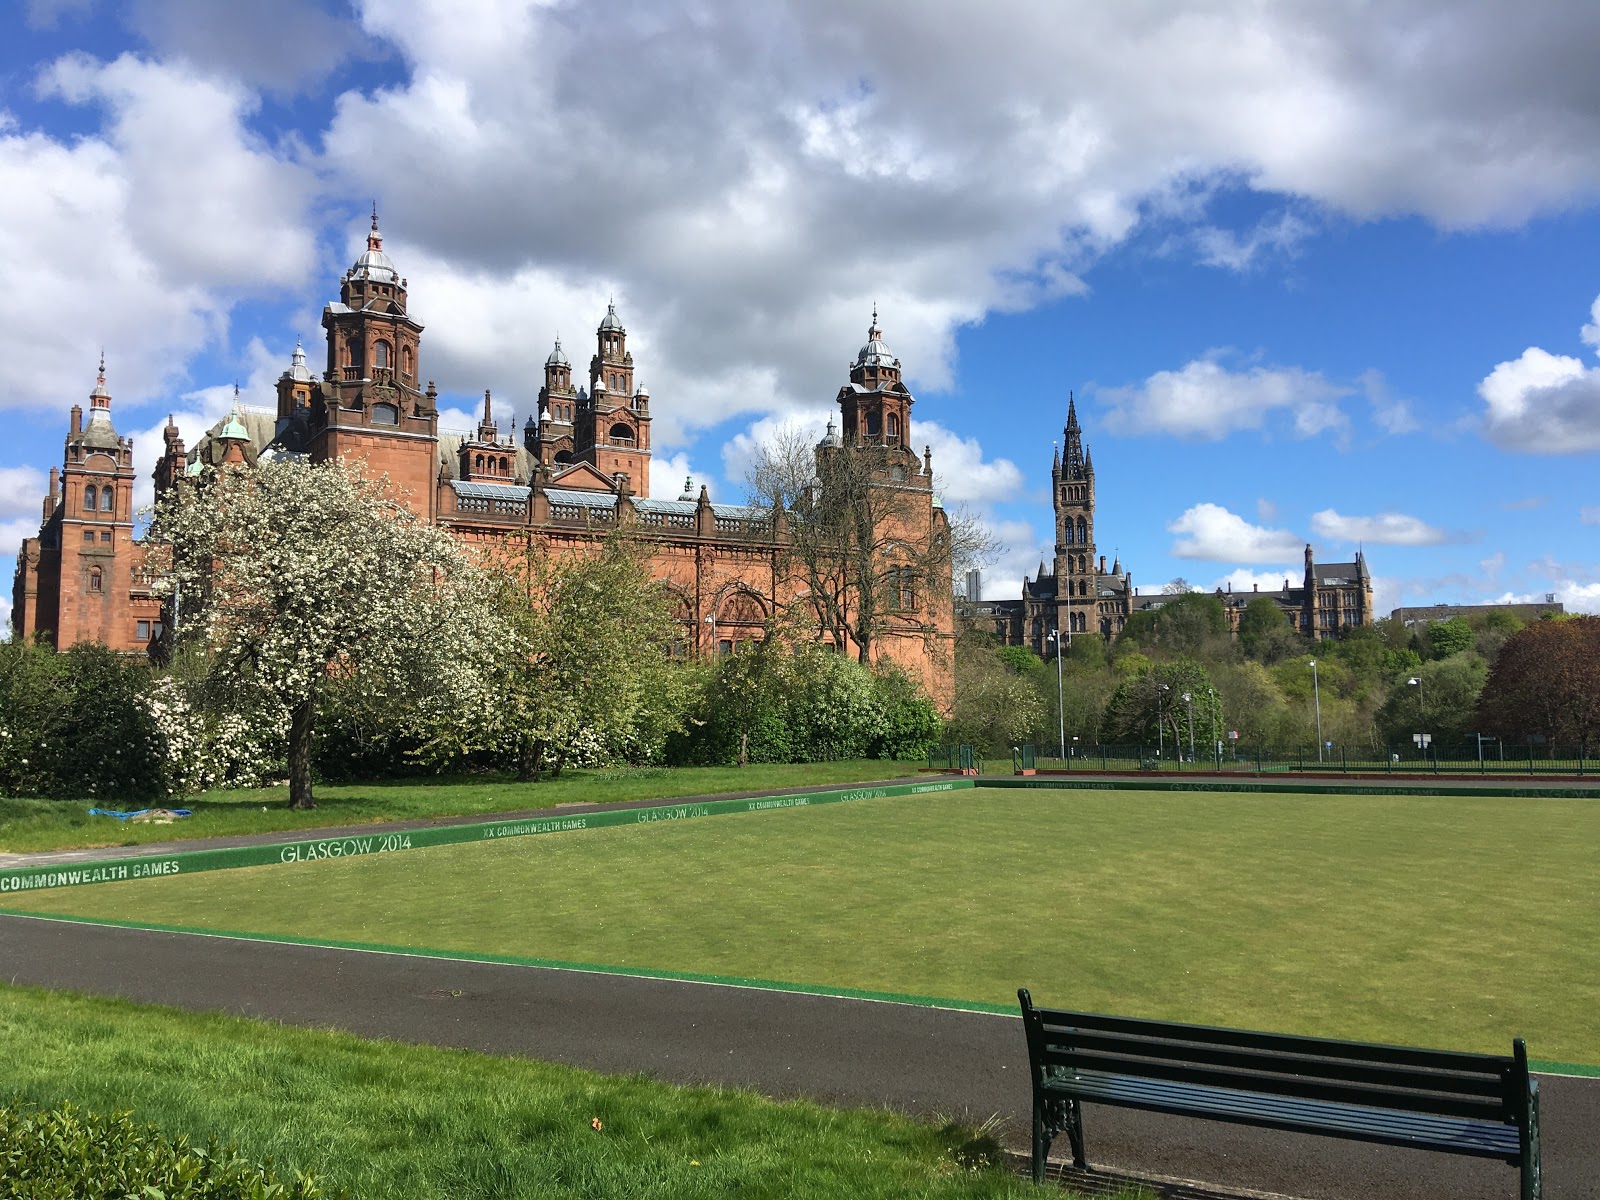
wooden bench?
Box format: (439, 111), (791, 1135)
(1018, 990), (1541, 1198)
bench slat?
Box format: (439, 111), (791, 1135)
(1041, 1047), (1510, 1121)
(1049, 1071), (1521, 1161)
(1030, 1006), (1512, 1075)
(1040, 1028), (1511, 1101)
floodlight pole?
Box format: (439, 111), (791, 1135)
(1309, 658), (1323, 763)
(1181, 691), (1195, 761)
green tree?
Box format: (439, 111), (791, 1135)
(486, 533), (690, 778)
(1104, 659), (1223, 756)
(1375, 654), (1488, 752)
(152, 459), (506, 809)
(1477, 616), (1600, 757)
(1426, 616), (1474, 659)
(1237, 596), (1305, 663)
(947, 633), (1049, 755)
(1118, 592), (1228, 657)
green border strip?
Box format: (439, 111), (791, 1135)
(0, 778), (973, 898)
(987, 777), (1600, 799)
(4, 908), (1592, 1079)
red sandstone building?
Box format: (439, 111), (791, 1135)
(12, 215), (955, 699)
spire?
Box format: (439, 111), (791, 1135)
(478, 388), (497, 440)
(1062, 390), (1085, 478)
(367, 204), (383, 252)
(219, 384), (249, 441)
(1065, 390), (1079, 432)
(869, 302), (880, 341)
(89, 351), (111, 411)
(1052, 440), (1060, 474)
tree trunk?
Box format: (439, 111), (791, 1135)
(288, 695), (316, 809)
(516, 736), (539, 782)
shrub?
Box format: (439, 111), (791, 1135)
(0, 1098), (346, 1198)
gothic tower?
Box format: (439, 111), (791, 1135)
(573, 302), (652, 495)
(1052, 394), (1097, 637)
(313, 209), (438, 519)
(531, 336), (577, 469)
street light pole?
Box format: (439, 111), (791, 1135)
(1048, 628), (1066, 761)
(1181, 691), (1195, 761)
(1408, 676), (1426, 762)
(1309, 658), (1323, 763)
(1157, 683), (1169, 757)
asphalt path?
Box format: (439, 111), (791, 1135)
(2, 914), (1594, 1199)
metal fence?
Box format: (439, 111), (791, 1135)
(1000, 741), (1597, 777)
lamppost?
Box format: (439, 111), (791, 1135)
(704, 612), (718, 658)
(1309, 658), (1323, 763)
(1157, 683), (1169, 757)
(1047, 628), (1066, 760)
(1180, 691), (1195, 762)
(1408, 676), (1426, 761)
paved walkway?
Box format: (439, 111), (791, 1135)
(2, 915), (1593, 1199)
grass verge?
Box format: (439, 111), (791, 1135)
(0, 761), (916, 854)
(0, 984), (1095, 1200)
(11, 786), (1598, 1064)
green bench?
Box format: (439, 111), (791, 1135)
(1018, 989), (1540, 1198)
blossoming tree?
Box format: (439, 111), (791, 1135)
(150, 459), (506, 808)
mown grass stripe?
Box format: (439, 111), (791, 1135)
(6, 908), (1592, 1080)
(988, 777), (1600, 799)
(0, 778), (973, 896)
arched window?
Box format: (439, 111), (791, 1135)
(475, 454), (485, 470)
(346, 337), (361, 368)
(609, 422), (633, 443)
(101, 487), (114, 513)
(1079, 554), (1087, 573)
(865, 410), (881, 436)
(499, 457), (509, 472)
(1076, 516), (1087, 542)
(401, 346), (413, 376)
(371, 402), (399, 426)
(887, 413), (900, 439)
(373, 340), (391, 369)
(84, 484), (98, 511)
(889, 465), (907, 482)
(1063, 523), (1073, 544)
(89, 566), (103, 593)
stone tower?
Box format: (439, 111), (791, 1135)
(573, 302), (652, 495)
(1052, 394), (1098, 637)
(313, 208), (438, 518)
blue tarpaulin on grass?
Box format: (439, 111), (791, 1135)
(88, 808), (193, 821)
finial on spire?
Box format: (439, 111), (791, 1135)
(371, 200), (379, 230)
(869, 302), (880, 339)
(97, 349), (106, 385)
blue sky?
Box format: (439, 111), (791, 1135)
(4, 0), (1599, 633)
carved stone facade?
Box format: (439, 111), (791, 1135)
(12, 216), (955, 702)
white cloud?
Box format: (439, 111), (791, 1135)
(1581, 506), (1600, 525)
(649, 452), (701, 502)
(1491, 584), (1600, 615)
(1168, 502), (1302, 562)
(921, 422), (1025, 508)
(1210, 566), (1300, 595)
(1361, 369), (1420, 435)
(0, 466), (49, 522)
(1309, 508), (1463, 546)
(1099, 356), (1350, 441)
(0, 53), (316, 414)
(1194, 209), (1313, 271)
(1478, 294), (1600, 452)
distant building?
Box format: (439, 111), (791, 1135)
(958, 399), (1375, 651)
(1390, 599), (1565, 627)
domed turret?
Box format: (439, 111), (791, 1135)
(599, 299), (624, 332)
(817, 418), (842, 449)
(855, 305), (897, 368)
(350, 206), (398, 283)
(546, 336), (569, 367)
(285, 337), (314, 382)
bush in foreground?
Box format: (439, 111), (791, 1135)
(0, 1098), (346, 1199)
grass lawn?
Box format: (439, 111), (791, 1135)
(0, 760), (916, 854)
(0, 984), (1071, 1200)
(9, 786), (1599, 1064)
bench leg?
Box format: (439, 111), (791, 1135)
(1522, 1082), (1542, 1200)
(1064, 1098), (1086, 1169)
(1034, 1096), (1083, 1182)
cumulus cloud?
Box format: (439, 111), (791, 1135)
(649, 452), (701, 502)
(1309, 508), (1467, 546)
(1479, 294), (1600, 452)
(1491, 584), (1600, 615)
(1194, 209), (1313, 271)
(1098, 356), (1350, 441)
(1209, 566), (1300, 594)
(920, 422), (1025, 507)
(1, 53), (315, 413)
(0, 466), (49, 522)
(1168, 502), (1302, 562)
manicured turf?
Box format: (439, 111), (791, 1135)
(0, 760), (913, 853)
(0, 984), (1063, 1200)
(10, 787), (1598, 1064)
